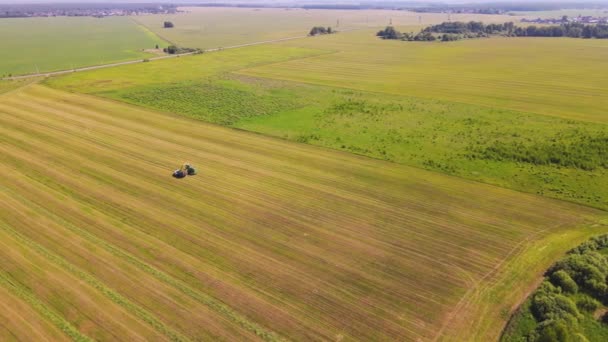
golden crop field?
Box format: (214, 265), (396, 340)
(1, 84), (605, 341)
(240, 30), (608, 124)
(134, 7), (520, 49)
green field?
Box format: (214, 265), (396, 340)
(0, 16), (166, 76)
(47, 31), (608, 211)
(134, 7), (520, 49)
(0, 83), (605, 341)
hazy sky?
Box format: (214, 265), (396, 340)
(0, 0), (607, 4)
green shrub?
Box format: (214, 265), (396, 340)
(550, 270), (578, 294)
(476, 132), (608, 171)
(575, 296), (600, 313)
(550, 252), (608, 298)
(534, 319), (577, 342)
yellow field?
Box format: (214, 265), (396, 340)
(240, 30), (608, 123)
(0, 83), (605, 341)
(134, 7), (519, 49)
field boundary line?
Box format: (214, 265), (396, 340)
(0, 220), (191, 342)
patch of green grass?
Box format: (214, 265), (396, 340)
(0, 16), (166, 76)
(500, 300), (536, 342)
(115, 78), (306, 125)
(232, 82), (608, 210)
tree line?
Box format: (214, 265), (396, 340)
(378, 21), (608, 42)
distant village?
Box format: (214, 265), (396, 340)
(522, 15), (608, 25)
(0, 4), (179, 19)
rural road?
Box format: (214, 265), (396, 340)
(1, 33), (330, 80)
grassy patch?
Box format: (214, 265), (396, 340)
(116, 78), (306, 125)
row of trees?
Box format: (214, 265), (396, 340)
(518, 23), (608, 38)
(423, 21), (515, 35)
(378, 21), (608, 42)
(309, 26), (334, 36)
(163, 45), (202, 55)
(377, 27), (438, 41)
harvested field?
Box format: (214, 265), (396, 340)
(0, 84), (605, 341)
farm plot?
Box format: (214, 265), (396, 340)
(239, 30), (608, 124)
(0, 16), (166, 76)
(134, 7), (519, 49)
(0, 84), (605, 341)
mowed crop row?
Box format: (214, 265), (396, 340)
(239, 31), (608, 124)
(0, 84), (604, 341)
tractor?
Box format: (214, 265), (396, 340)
(172, 163), (197, 179)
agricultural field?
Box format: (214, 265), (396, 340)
(5, 5), (608, 341)
(47, 31), (608, 210)
(240, 30), (608, 124)
(134, 7), (520, 49)
(0, 16), (166, 76)
(0, 83), (606, 341)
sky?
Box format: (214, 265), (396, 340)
(0, 0), (607, 4)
